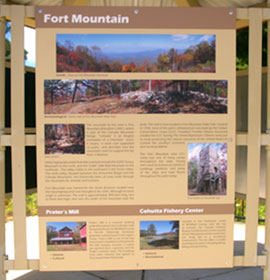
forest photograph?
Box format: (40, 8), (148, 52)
(44, 79), (227, 114)
(188, 143), (227, 196)
(56, 33), (215, 73)
(45, 124), (85, 154)
(140, 221), (179, 250)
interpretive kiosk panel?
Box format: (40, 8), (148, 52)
(36, 6), (236, 271)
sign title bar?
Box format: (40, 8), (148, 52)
(35, 7), (236, 29)
(38, 204), (234, 216)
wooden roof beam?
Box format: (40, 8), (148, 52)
(174, 0), (200, 7)
(63, 0), (89, 5)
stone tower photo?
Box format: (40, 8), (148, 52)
(196, 145), (221, 194)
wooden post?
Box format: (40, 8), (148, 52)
(11, 5), (27, 269)
(0, 14), (6, 280)
(264, 3), (270, 279)
(265, 146), (270, 279)
(244, 8), (262, 266)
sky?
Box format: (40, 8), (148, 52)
(56, 33), (215, 54)
(24, 26), (36, 67)
(5, 22), (36, 68)
(46, 222), (82, 231)
(140, 221), (177, 234)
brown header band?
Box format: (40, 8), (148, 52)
(38, 204), (234, 217)
(35, 7), (236, 29)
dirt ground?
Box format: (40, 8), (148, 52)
(47, 244), (86, 251)
(45, 95), (227, 114)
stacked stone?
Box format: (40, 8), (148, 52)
(197, 145), (221, 193)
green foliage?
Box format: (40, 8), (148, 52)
(5, 193), (37, 221)
(5, 197), (13, 221)
(235, 198), (266, 225)
(258, 204), (266, 225)
(5, 38), (11, 61)
(236, 57), (248, 70)
(157, 52), (170, 72)
(140, 229), (148, 237)
(46, 225), (58, 245)
(170, 221), (179, 232)
(236, 23), (267, 70)
(235, 198), (246, 222)
(5, 22), (28, 62)
(236, 27), (248, 70)
(26, 193), (38, 216)
(147, 224), (157, 236)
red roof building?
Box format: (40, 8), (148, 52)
(50, 226), (74, 244)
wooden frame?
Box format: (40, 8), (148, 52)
(0, 5), (269, 280)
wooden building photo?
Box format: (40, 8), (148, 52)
(47, 222), (87, 251)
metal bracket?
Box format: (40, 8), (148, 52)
(262, 249), (269, 256)
(0, 146), (5, 152)
(262, 248), (270, 269)
(1, 254), (8, 274)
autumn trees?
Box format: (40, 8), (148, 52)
(44, 79), (227, 114)
(45, 124), (85, 154)
(44, 79), (227, 106)
(56, 39), (215, 73)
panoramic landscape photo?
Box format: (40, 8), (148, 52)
(56, 33), (215, 73)
(140, 220), (179, 250)
(188, 143), (227, 196)
(45, 124), (85, 154)
(44, 79), (227, 114)
(47, 222), (87, 251)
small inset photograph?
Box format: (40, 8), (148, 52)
(46, 222), (87, 251)
(140, 221), (179, 250)
(188, 143), (227, 196)
(44, 124), (85, 154)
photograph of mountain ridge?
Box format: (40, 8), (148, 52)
(56, 34), (216, 73)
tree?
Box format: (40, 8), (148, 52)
(26, 193), (37, 216)
(140, 229), (148, 237)
(122, 62), (136, 72)
(168, 48), (178, 72)
(110, 61), (122, 72)
(5, 22), (28, 62)
(177, 52), (194, 71)
(147, 224), (157, 236)
(141, 59), (152, 72)
(170, 221), (179, 232)
(157, 53), (169, 72)
(236, 23), (267, 70)
(193, 41), (214, 65)
(73, 222), (86, 243)
(47, 226), (58, 244)
(44, 80), (71, 105)
(188, 157), (198, 189)
(71, 80), (79, 103)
